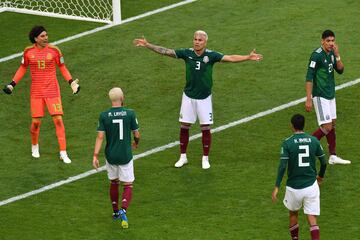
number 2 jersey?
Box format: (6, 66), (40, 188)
(18, 44), (69, 98)
(97, 107), (139, 165)
(175, 48), (224, 100)
(275, 132), (326, 189)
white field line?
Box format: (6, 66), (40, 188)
(0, 0), (197, 63)
(1, 78), (359, 207)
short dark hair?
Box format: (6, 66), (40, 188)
(322, 29), (335, 39)
(291, 114), (305, 131)
(29, 26), (47, 43)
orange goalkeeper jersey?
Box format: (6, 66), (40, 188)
(21, 44), (68, 98)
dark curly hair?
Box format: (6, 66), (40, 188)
(29, 26), (47, 43)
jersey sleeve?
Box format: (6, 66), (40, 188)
(175, 48), (186, 59)
(306, 52), (319, 82)
(212, 51), (224, 63)
(97, 113), (105, 132)
(53, 47), (65, 67)
(130, 111), (139, 131)
(21, 49), (30, 67)
(275, 142), (289, 187)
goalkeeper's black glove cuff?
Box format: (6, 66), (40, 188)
(9, 81), (17, 87)
(3, 81), (16, 94)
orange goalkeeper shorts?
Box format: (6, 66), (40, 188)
(31, 97), (64, 118)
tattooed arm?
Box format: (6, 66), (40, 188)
(133, 37), (176, 58)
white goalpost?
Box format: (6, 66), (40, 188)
(0, 0), (122, 24)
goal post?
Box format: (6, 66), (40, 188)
(0, 0), (122, 24)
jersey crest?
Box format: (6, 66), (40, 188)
(203, 56), (209, 63)
(46, 53), (53, 60)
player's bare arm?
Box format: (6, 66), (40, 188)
(316, 176), (324, 185)
(221, 49), (263, 62)
(305, 82), (313, 112)
(133, 37), (176, 58)
(93, 131), (105, 169)
(132, 130), (140, 149)
(271, 186), (279, 203)
(333, 43), (344, 72)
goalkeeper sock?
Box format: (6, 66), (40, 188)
(110, 180), (119, 212)
(121, 184), (133, 210)
(53, 118), (66, 151)
(30, 121), (41, 145)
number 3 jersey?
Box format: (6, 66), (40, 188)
(175, 48), (224, 100)
(21, 44), (66, 98)
(275, 132), (326, 189)
(97, 107), (139, 165)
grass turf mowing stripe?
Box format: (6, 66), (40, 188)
(1, 77), (359, 207)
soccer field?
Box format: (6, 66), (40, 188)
(1, 0), (360, 239)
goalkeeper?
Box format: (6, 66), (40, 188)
(3, 25), (80, 163)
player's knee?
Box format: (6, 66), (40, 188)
(323, 124), (333, 133)
(123, 182), (133, 187)
(110, 179), (120, 184)
(181, 123), (191, 129)
(31, 121), (41, 130)
(200, 125), (211, 131)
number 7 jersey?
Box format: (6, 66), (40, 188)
(276, 132), (326, 189)
(97, 107), (139, 165)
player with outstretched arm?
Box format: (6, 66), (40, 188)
(134, 30), (262, 169)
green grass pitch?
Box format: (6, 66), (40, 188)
(0, 0), (360, 239)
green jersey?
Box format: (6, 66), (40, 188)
(175, 48), (224, 99)
(275, 132), (326, 189)
(97, 107), (139, 165)
(306, 47), (343, 100)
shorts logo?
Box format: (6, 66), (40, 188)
(203, 56), (209, 64)
(310, 61), (316, 68)
(180, 113), (183, 119)
(326, 115), (330, 120)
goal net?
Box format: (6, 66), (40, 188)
(0, 0), (121, 24)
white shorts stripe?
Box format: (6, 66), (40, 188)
(313, 96), (336, 125)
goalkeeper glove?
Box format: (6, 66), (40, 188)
(69, 79), (80, 94)
(3, 81), (16, 95)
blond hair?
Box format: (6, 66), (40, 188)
(194, 30), (208, 41)
(109, 87), (124, 102)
